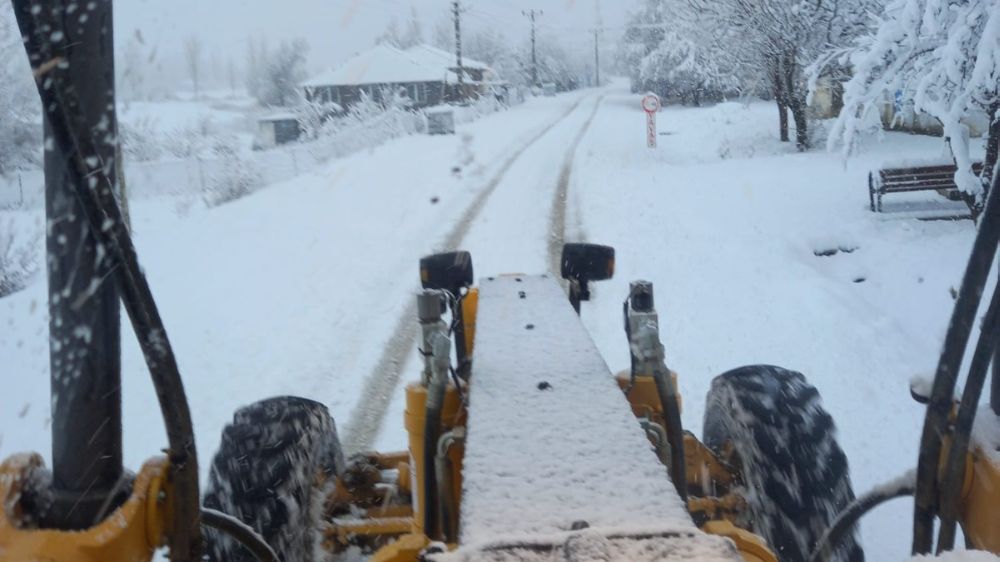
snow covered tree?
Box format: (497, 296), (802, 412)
(259, 39), (308, 107)
(376, 17), (404, 47)
(227, 58), (237, 95)
(505, 36), (585, 90)
(245, 37), (266, 100)
(633, 0), (741, 105)
(119, 29), (152, 106)
(624, 0), (880, 149)
(828, 0), (1000, 203)
(618, 0), (666, 94)
(401, 6), (424, 48)
(694, 0), (872, 149)
(0, 0), (40, 176)
(431, 15), (453, 50)
(376, 7), (424, 49)
(464, 28), (510, 67)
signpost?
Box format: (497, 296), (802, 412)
(642, 93), (660, 148)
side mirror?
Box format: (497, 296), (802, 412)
(561, 243), (615, 284)
(560, 243), (615, 314)
(420, 251), (474, 296)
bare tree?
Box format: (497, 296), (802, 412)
(120, 29), (150, 107)
(245, 37), (267, 100)
(259, 38), (309, 107)
(184, 36), (202, 99)
(376, 17), (403, 47)
(400, 6), (424, 48)
(431, 15), (453, 50)
(227, 58), (237, 95)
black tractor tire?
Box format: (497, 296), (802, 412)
(703, 365), (863, 562)
(203, 396), (345, 562)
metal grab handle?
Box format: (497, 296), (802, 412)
(201, 508), (280, 562)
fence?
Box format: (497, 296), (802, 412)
(0, 93), (522, 210)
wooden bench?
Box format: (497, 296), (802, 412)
(869, 161), (984, 212)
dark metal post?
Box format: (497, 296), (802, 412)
(992, 345), (1000, 416)
(453, 1), (464, 97)
(594, 28), (600, 87)
(14, 0), (124, 529)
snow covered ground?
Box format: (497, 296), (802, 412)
(1, 82), (993, 561)
(372, 87), (987, 561)
(0, 89), (593, 477)
(570, 94), (984, 562)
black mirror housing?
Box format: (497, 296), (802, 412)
(420, 251), (474, 294)
(560, 243), (615, 283)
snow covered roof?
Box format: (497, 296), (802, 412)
(258, 112), (299, 122)
(404, 44), (492, 73)
(302, 44), (457, 88)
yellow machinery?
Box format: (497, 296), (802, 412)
(2, 1), (1000, 562)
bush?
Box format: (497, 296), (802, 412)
(306, 91), (424, 162)
(0, 218), (40, 298)
(453, 94), (505, 125)
(203, 152), (263, 207)
(162, 126), (208, 159)
(119, 117), (164, 162)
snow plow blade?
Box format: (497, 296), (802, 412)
(446, 275), (744, 561)
(426, 530), (742, 562)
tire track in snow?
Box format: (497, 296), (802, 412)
(547, 95), (605, 276)
(341, 93), (597, 454)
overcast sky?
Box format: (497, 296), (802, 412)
(116, 0), (638, 73)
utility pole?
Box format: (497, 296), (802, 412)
(592, 0), (602, 88)
(13, 0), (123, 531)
(593, 28), (600, 87)
(522, 9), (542, 87)
(452, 1), (464, 98)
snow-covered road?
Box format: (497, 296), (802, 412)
(370, 92), (605, 451)
(0, 90), (596, 478)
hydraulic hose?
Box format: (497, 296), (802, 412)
(808, 472), (916, 562)
(423, 332), (451, 540)
(436, 429), (465, 543)
(936, 278), (1000, 552)
(653, 366), (688, 503)
(913, 170), (1000, 555)
(202, 508), (280, 562)
(13, 4), (201, 560)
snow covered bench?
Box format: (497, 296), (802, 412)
(869, 159), (984, 212)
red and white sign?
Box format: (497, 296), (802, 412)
(641, 93), (660, 148)
(641, 94), (660, 113)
